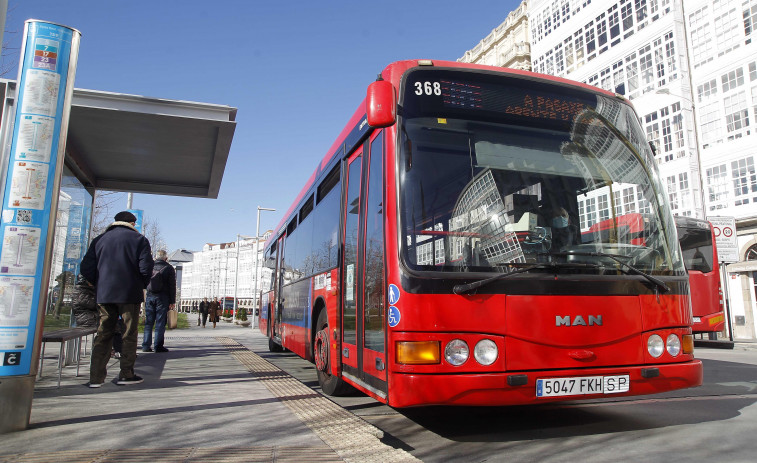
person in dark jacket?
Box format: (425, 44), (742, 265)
(199, 297), (210, 328)
(142, 249), (176, 353)
(71, 275), (98, 327)
(80, 211), (153, 388)
(209, 297), (221, 328)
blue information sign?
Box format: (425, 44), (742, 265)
(0, 21), (80, 376)
(127, 209), (144, 234)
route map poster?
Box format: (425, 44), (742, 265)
(0, 21), (79, 377)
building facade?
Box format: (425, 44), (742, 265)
(464, 0), (757, 339)
(179, 231), (272, 312)
(459, 1), (531, 69)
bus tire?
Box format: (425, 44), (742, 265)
(315, 309), (354, 396)
(268, 337), (284, 353)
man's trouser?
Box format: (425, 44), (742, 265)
(143, 292), (170, 349)
(90, 303), (140, 383)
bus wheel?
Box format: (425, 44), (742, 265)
(268, 337), (284, 353)
(315, 310), (353, 396)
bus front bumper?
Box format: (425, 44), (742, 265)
(387, 360), (703, 408)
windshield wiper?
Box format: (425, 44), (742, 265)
(452, 261), (600, 295)
(552, 251), (670, 293)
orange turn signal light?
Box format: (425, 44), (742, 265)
(396, 341), (441, 365)
(682, 334), (695, 354)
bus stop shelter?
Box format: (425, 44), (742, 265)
(0, 78), (237, 431)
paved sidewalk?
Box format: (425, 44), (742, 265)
(0, 320), (418, 462)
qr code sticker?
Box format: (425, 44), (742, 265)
(16, 210), (32, 224)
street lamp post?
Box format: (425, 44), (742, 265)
(253, 206), (275, 329)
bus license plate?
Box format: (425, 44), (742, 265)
(536, 375), (630, 397)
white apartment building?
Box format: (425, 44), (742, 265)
(463, 0), (757, 339)
(179, 231), (272, 312)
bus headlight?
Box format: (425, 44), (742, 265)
(445, 339), (469, 366)
(666, 334), (681, 357)
(474, 339), (498, 366)
(647, 334), (664, 358)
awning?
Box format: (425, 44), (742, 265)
(64, 88), (237, 198)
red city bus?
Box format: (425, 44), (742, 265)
(258, 60), (702, 407)
(588, 214), (725, 335)
(675, 216), (725, 334)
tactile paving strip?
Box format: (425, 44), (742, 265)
(0, 447), (342, 463)
(217, 337), (420, 463)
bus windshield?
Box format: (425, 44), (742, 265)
(399, 68), (684, 276)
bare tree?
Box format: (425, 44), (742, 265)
(143, 216), (168, 252)
(91, 191), (127, 236)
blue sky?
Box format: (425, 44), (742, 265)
(5, 0), (520, 251)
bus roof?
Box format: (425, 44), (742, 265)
(264, 59), (620, 250)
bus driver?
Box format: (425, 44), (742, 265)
(550, 207), (578, 250)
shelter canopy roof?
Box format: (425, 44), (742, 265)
(65, 88), (237, 198)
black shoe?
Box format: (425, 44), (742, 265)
(116, 375), (144, 385)
(142, 347), (153, 352)
(155, 346), (169, 353)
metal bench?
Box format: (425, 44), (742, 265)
(39, 327), (98, 387)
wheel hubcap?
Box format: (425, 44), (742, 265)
(315, 329), (328, 372)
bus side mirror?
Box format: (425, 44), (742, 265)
(366, 78), (396, 128)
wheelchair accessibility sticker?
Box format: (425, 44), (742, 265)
(388, 306), (401, 327)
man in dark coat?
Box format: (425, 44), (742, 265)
(142, 249), (176, 353)
(81, 211), (153, 387)
(199, 297), (210, 328)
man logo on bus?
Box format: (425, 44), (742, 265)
(556, 315), (603, 326)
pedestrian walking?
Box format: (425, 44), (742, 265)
(199, 297), (209, 328)
(209, 297), (221, 328)
(142, 250), (176, 353)
(81, 211), (153, 388)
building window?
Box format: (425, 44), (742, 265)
(597, 14), (608, 47)
(722, 68), (745, 92)
(724, 91), (750, 133)
(636, 0), (648, 23)
(586, 22), (596, 54)
(690, 7), (713, 68)
(746, 4), (757, 41)
(646, 121), (660, 154)
(707, 164), (729, 209)
(609, 8), (621, 39)
(598, 194), (609, 221)
(623, 187), (636, 212)
(732, 157), (757, 206)
(714, 6), (741, 55)
(700, 101), (723, 144)
(697, 79), (718, 102)
(622, 1), (635, 31)
(639, 45), (654, 91)
(667, 175), (679, 210)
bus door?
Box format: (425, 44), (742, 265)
(341, 133), (387, 395)
(272, 234), (285, 342)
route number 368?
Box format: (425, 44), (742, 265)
(414, 81), (441, 96)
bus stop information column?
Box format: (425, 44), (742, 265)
(0, 20), (80, 433)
